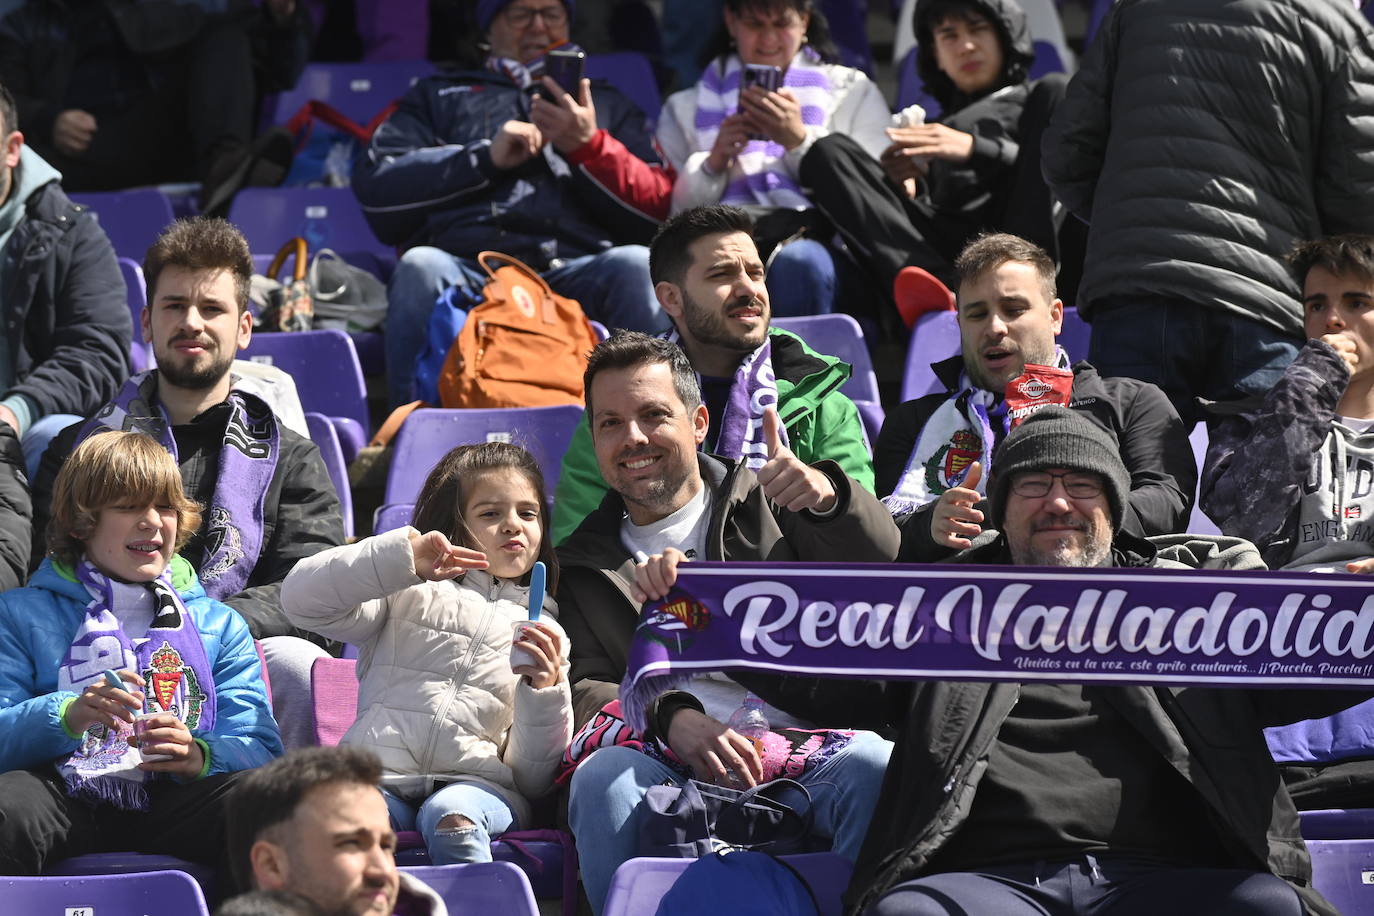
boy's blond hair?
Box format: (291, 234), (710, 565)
(48, 431), (202, 567)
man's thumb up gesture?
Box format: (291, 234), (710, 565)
(756, 406), (838, 513)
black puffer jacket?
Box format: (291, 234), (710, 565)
(1042, 0), (1374, 336)
(0, 423), (31, 592)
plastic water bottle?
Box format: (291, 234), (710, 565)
(726, 693), (770, 785)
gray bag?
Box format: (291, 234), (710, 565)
(309, 248), (388, 332)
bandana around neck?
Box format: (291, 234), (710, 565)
(666, 329), (786, 470)
(75, 370), (280, 599)
(883, 346), (1071, 518)
(694, 49), (834, 208)
(56, 559), (216, 811)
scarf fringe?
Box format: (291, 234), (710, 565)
(61, 763), (150, 812)
(621, 671), (696, 735)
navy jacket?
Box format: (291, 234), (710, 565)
(352, 68), (662, 269)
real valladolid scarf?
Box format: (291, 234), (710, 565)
(75, 370), (279, 599)
(666, 329), (786, 471)
(57, 560), (217, 810)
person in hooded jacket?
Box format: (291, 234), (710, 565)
(797, 0), (1070, 330)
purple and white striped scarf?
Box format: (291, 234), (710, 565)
(694, 49), (835, 208)
(75, 371), (279, 599)
(884, 347), (1070, 518)
(56, 560), (216, 811)
(667, 330), (786, 469)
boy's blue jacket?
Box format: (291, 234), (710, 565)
(0, 556), (282, 775)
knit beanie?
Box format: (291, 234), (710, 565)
(987, 407), (1130, 530)
(477, 0), (576, 33)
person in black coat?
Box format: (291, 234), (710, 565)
(0, 423), (31, 592)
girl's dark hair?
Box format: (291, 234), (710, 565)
(700, 0), (840, 72)
(410, 441), (559, 591)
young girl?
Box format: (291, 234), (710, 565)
(0, 431), (281, 874)
(281, 441), (572, 864)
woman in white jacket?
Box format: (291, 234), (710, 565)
(281, 442), (573, 865)
(656, 0), (892, 317)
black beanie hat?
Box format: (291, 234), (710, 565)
(988, 407), (1130, 530)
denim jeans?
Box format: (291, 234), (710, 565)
(382, 782), (518, 865)
(568, 729), (892, 914)
(21, 413), (82, 480)
(383, 244), (668, 407)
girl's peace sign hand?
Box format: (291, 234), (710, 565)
(409, 530), (489, 581)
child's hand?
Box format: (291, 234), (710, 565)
(130, 713), (204, 776)
(409, 530), (489, 581)
(512, 622), (564, 689)
(64, 670), (145, 734)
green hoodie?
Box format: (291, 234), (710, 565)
(551, 328), (875, 544)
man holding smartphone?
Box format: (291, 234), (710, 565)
(353, 0), (679, 409)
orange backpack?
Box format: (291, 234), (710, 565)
(436, 251), (599, 409)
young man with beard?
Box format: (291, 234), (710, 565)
(555, 331), (899, 912)
(32, 217), (344, 748)
(551, 204), (874, 543)
(873, 232), (1194, 561)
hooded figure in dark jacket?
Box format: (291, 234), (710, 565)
(798, 0), (1074, 330)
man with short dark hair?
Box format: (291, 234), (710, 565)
(874, 232), (1194, 561)
(757, 407), (1356, 916)
(557, 330), (898, 912)
(32, 216), (344, 748)
(0, 81), (130, 474)
(551, 204), (875, 543)
(225, 746), (447, 916)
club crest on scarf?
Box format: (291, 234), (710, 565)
(144, 640), (208, 728)
(927, 428), (982, 494)
(199, 507), (245, 585)
(641, 590), (711, 652)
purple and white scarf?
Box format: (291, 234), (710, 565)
(667, 330), (786, 470)
(884, 347), (1070, 518)
(694, 49), (835, 208)
(75, 371), (280, 599)
(56, 560), (217, 811)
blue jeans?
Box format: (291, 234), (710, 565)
(1086, 298), (1301, 427)
(867, 855), (1301, 916)
(568, 729), (892, 914)
(382, 782), (518, 865)
(22, 414), (82, 480)
(767, 239), (837, 318)
(384, 244), (668, 407)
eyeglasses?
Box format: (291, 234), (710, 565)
(503, 4), (568, 27)
(1010, 471), (1104, 499)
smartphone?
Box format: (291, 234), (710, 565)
(544, 48), (586, 98)
(740, 63), (782, 97)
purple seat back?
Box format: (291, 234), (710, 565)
(383, 406), (585, 506)
(71, 189), (176, 259)
(1301, 809), (1374, 840)
(242, 329), (370, 445)
(119, 257), (151, 373)
(399, 862), (538, 915)
(603, 853), (852, 916)
(1307, 838), (1374, 914)
(229, 186), (392, 264)
(39, 862), (214, 910)
(374, 502), (414, 534)
(585, 52), (662, 127)
(772, 314), (880, 403)
(270, 60), (433, 127)
(305, 411), (356, 537)
(310, 656), (359, 747)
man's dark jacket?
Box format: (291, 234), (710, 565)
(3, 180), (128, 420)
(31, 389), (345, 648)
(555, 453), (900, 731)
(0, 424), (30, 591)
(1042, 0), (1374, 336)
(874, 357), (1195, 559)
(737, 530), (1353, 916)
(352, 69), (661, 271)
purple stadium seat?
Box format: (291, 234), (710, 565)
(242, 328), (369, 461)
(1307, 838), (1374, 914)
(589, 319), (610, 342)
(603, 852), (853, 916)
(70, 188), (175, 259)
(383, 405), (585, 506)
(229, 186), (393, 265)
(585, 52), (663, 127)
(772, 314), (885, 445)
(374, 502), (414, 534)
(901, 306), (1090, 402)
(820, 0), (874, 75)
(1085, 0), (1115, 46)
(400, 862), (538, 915)
(13, 869), (211, 915)
(305, 411), (355, 538)
(310, 656), (359, 747)
(270, 60), (433, 128)
(119, 257), (152, 373)
(1301, 809), (1374, 840)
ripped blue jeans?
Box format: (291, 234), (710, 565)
(382, 782), (518, 865)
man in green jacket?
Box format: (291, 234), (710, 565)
(551, 204), (875, 544)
